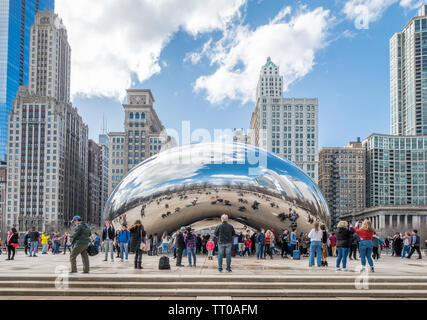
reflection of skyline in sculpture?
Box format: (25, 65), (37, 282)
(104, 143), (330, 236)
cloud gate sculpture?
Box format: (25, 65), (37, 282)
(104, 143), (330, 238)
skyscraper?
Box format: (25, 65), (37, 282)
(250, 58), (319, 182)
(0, 0), (55, 161)
(6, 11), (88, 234)
(390, 5), (427, 136)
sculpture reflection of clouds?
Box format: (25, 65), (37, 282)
(104, 143), (330, 234)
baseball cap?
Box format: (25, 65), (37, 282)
(71, 216), (82, 222)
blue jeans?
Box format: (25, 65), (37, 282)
(234, 244), (239, 256)
(309, 241), (322, 266)
(53, 242), (60, 253)
(162, 243), (169, 255)
(336, 247), (350, 269)
(187, 247), (196, 266)
(218, 243), (232, 271)
(30, 241), (38, 256)
(104, 239), (114, 261)
(42, 244), (49, 254)
(401, 245), (410, 258)
(257, 244), (264, 259)
(172, 245), (176, 258)
(119, 242), (129, 260)
(359, 240), (374, 267)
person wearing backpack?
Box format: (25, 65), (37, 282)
(69, 216), (91, 274)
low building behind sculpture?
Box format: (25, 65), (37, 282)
(107, 89), (174, 195)
(319, 138), (366, 229)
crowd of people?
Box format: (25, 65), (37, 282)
(1, 215), (424, 274)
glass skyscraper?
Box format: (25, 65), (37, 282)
(0, 0), (54, 161)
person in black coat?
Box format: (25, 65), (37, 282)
(393, 233), (403, 257)
(129, 220), (146, 269)
(335, 221), (354, 271)
(175, 227), (186, 267)
(6, 228), (19, 261)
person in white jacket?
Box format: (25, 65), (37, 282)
(308, 221), (323, 267)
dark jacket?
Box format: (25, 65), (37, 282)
(336, 227), (354, 248)
(256, 233), (266, 245)
(102, 226), (115, 241)
(215, 222), (236, 244)
(71, 222), (91, 246)
(24, 234), (30, 245)
(7, 232), (19, 245)
(29, 231), (40, 242)
(129, 225), (146, 252)
(411, 234), (421, 246)
(176, 232), (186, 249)
(352, 232), (360, 245)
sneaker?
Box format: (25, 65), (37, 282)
(342, 268), (349, 272)
(187, 264), (192, 267)
(193, 265), (196, 268)
(226, 269), (232, 273)
(370, 267), (375, 273)
(336, 267), (341, 272)
(218, 269), (223, 273)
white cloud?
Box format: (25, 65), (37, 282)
(55, 0), (246, 100)
(191, 6), (332, 105)
(400, 0), (426, 9)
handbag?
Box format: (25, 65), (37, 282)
(140, 242), (147, 251)
(12, 243), (19, 248)
(87, 243), (99, 256)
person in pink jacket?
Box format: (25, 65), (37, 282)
(206, 238), (215, 260)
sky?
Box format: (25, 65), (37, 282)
(55, 0), (427, 148)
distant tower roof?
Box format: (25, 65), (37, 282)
(264, 57), (277, 68)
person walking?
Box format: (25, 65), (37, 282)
(335, 221), (353, 271)
(308, 222), (322, 267)
(321, 225), (328, 267)
(161, 232), (169, 256)
(280, 229), (290, 258)
(6, 228), (19, 261)
(102, 220), (115, 261)
(63, 232), (72, 254)
(401, 232), (411, 258)
(256, 229), (266, 260)
(354, 220), (375, 272)
(175, 227), (186, 267)
(407, 230), (422, 260)
(117, 224), (130, 262)
(41, 232), (50, 254)
(69, 216), (91, 274)
(129, 220), (146, 269)
(215, 214), (236, 273)
(29, 227), (40, 257)
(52, 232), (62, 254)
(206, 237), (215, 260)
(185, 227), (197, 268)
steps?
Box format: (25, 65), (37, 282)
(0, 275), (427, 298)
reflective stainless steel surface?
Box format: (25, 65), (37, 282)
(104, 143), (330, 236)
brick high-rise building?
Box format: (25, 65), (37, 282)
(318, 139), (366, 229)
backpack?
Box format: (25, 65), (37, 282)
(87, 243), (99, 256)
(159, 256), (171, 270)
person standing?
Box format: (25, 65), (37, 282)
(233, 234), (239, 257)
(161, 232), (169, 256)
(152, 233), (159, 256)
(250, 232), (257, 255)
(302, 233), (309, 257)
(117, 224), (130, 262)
(264, 230), (273, 259)
(354, 220), (375, 272)
(256, 229), (266, 260)
(393, 233), (403, 257)
(407, 230), (422, 260)
(6, 228), (19, 261)
(93, 233), (100, 253)
(63, 232), (72, 254)
(281, 229), (290, 259)
(175, 227), (186, 267)
(349, 232), (360, 260)
(24, 231), (30, 256)
(290, 229), (297, 254)
(308, 222), (322, 267)
(206, 237), (215, 260)
(329, 233), (337, 257)
(52, 232), (62, 254)
(321, 225), (328, 267)
(69, 216), (91, 274)
(335, 221), (353, 271)
(215, 214), (236, 273)
(41, 232), (50, 254)
(129, 220), (146, 269)
(372, 233), (382, 260)
(185, 227), (197, 268)
(102, 220), (115, 262)
(401, 232), (411, 258)
(29, 227), (40, 257)
(238, 232), (245, 256)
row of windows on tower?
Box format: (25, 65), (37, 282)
(128, 112), (146, 119)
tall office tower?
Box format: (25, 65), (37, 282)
(250, 58), (319, 182)
(5, 12), (88, 234)
(88, 140), (101, 228)
(364, 134), (427, 207)
(28, 10), (71, 103)
(390, 5), (427, 136)
(108, 89), (175, 195)
(0, 0), (55, 161)
(98, 134), (109, 225)
(318, 139), (366, 229)
(0, 161), (6, 239)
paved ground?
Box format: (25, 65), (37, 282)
(0, 249), (425, 276)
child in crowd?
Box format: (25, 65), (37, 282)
(206, 238), (215, 260)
